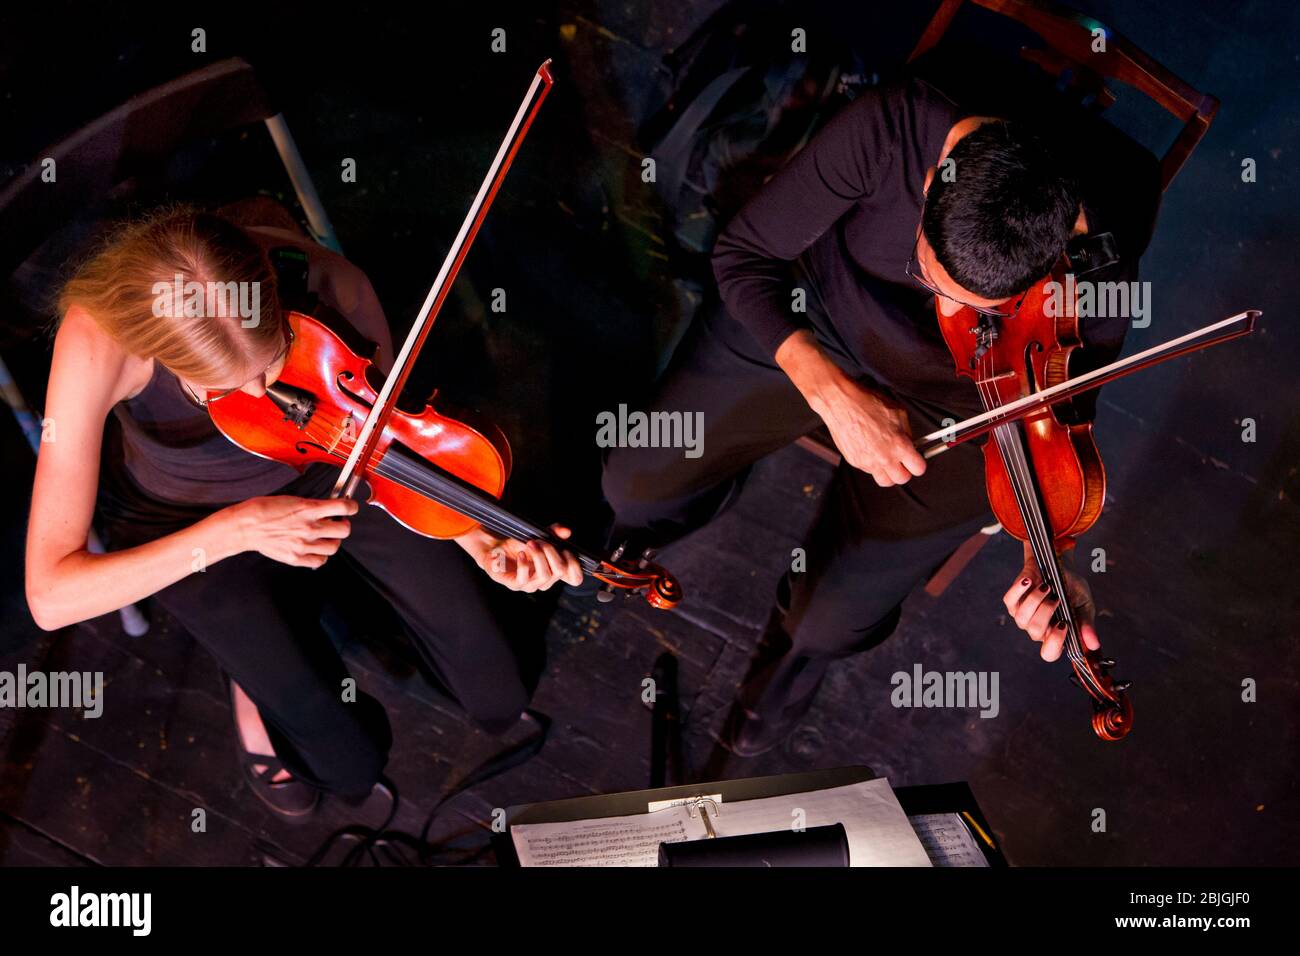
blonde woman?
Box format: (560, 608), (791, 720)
(25, 208), (581, 818)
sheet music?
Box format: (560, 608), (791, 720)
(708, 779), (931, 867)
(511, 777), (930, 867)
(512, 805), (705, 866)
(909, 813), (990, 867)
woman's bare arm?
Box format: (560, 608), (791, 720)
(24, 310), (245, 629)
(25, 311), (361, 630)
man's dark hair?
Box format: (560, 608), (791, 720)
(921, 120), (1079, 300)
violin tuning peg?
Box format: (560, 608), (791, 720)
(1112, 680), (1133, 692)
(595, 585), (615, 604)
(1099, 658), (1116, 669)
(638, 546), (657, 569)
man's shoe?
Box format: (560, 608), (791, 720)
(720, 685), (820, 757)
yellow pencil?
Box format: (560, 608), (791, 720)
(960, 811), (996, 850)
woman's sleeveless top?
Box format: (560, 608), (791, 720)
(108, 360), (299, 506)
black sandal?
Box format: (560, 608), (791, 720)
(229, 681), (319, 821)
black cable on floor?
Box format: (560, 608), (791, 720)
(292, 709), (551, 867)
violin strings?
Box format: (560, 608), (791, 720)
(364, 448), (648, 585)
(974, 341), (1104, 695)
(977, 356), (1070, 635)
(294, 414), (639, 581)
(300, 411), (532, 534)
(976, 358), (1052, 577)
(358, 451), (602, 572)
(975, 351), (1054, 583)
(355, 446), (648, 584)
(977, 363), (1080, 654)
(985, 364), (1107, 699)
(298, 412), (546, 541)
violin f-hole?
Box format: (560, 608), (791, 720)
(1024, 341), (1044, 393)
(335, 370), (375, 413)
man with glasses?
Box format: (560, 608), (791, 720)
(602, 76), (1137, 755)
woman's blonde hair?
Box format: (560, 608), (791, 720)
(58, 205), (283, 384)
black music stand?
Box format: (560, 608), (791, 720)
(492, 765), (1007, 866)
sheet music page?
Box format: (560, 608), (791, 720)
(512, 805), (706, 866)
(709, 778), (932, 867)
(908, 813), (990, 867)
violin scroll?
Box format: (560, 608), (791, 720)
(642, 565), (683, 610)
(1093, 696), (1134, 742)
(1070, 652), (1134, 741)
(593, 545), (683, 610)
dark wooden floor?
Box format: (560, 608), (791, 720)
(3, 417), (1297, 866)
(0, 443), (825, 866)
(2, 1), (1298, 866)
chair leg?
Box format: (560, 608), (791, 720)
(794, 433), (842, 466)
(264, 113), (344, 253)
(924, 524), (1002, 597)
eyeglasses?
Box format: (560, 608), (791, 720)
(904, 232), (1027, 320)
(182, 326), (295, 407)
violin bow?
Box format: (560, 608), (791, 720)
(318, 60), (681, 609)
(917, 310), (1259, 458)
(330, 60), (555, 498)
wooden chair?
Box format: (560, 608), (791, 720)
(909, 0), (1219, 192)
(0, 58), (347, 403)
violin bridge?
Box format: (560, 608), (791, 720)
(326, 417), (354, 455)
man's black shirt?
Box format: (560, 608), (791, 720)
(711, 75), (1147, 423)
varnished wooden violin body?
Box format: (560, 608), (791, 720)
(209, 307), (681, 609)
(935, 256), (1132, 741)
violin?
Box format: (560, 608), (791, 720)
(927, 229), (1258, 739)
(208, 305), (681, 609)
(934, 251), (1133, 741)
(211, 59), (681, 610)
